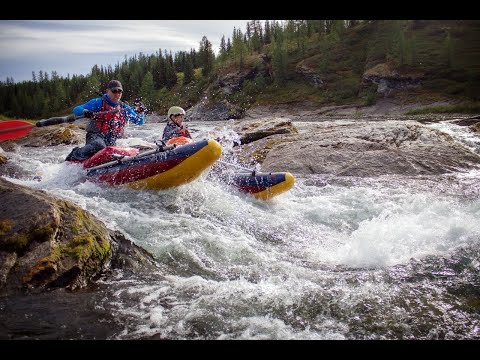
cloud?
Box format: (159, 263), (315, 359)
(0, 20), (249, 82)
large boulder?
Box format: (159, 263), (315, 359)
(233, 117), (298, 145)
(0, 178), (157, 296)
(233, 118), (480, 176)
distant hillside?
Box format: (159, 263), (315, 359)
(189, 20), (480, 118)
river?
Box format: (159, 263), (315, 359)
(1, 118), (479, 340)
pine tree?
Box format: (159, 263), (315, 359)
(227, 38), (232, 53)
(183, 56), (194, 85)
(272, 28), (287, 85)
(140, 71), (155, 107)
(264, 20), (272, 44)
(165, 51), (177, 88)
(220, 35), (227, 58)
(200, 36), (215, 77)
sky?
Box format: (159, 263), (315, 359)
(0, 20), (249, 83)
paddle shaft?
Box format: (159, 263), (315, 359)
(36, 109), (119, 127)
(36, 114), (77, 127)
(0, 110), (122, 142)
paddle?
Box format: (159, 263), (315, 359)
(0, 120), (35, 141)
(0, 115), (78, 141)
(0, 110), (119, 141)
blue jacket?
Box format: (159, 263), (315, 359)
(73, 94), (145, 125)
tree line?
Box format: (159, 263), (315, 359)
(1, 20), (465, 120)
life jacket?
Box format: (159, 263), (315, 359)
(178, 126), (190, 138)
(94, 100), (126, 145)
(162, 121), (191, 141)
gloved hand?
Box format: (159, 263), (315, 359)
(83, 109), (94, 118)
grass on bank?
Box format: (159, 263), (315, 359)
(406, 102), (480, 115)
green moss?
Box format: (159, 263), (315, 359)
(249, 138), (286, 164)
(49, 245), (62, 262)
(1, 233), (30, 252)
(39, 202), (112, 263)
(0, 219), (54, 253)
(463, 297), (480, 311)
(0, 219), (14, 236)
(57, 233), (111, 263)
(70, 234), (96, 261)
(65, 208), (112, 261)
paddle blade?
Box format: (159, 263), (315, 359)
(0, 120), (35, 141)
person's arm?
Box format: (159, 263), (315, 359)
(123, 103), (145, 125)
(72, 98), (103, 117)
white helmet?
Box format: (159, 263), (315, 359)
(168, 106), (186, 118)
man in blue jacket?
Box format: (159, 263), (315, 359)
(65, 80), (145, 161)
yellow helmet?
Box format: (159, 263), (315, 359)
(167, 106), (186, 118)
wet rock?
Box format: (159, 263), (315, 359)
(452, 116), (480, 127)
(0, 150), (6, 165)
(0, 178), (158, 296)
(233, 117), (298, 145)
(234, 118), (480, 176)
